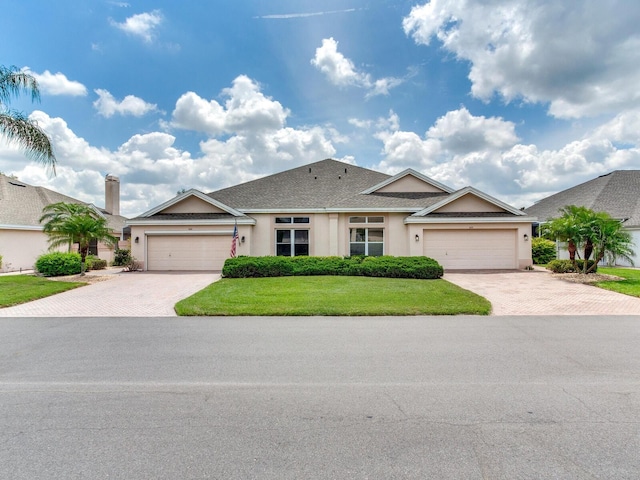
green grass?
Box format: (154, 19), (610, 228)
(0, 275), (86, 308)
(175, 276), (491, 316)
(595, 267), (640, 297)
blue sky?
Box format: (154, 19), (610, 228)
(1, 0), (639, 217)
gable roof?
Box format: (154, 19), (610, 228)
(406, 186), (530, 223)
(207, 159), (451, 212)
(525, 170), (640, 227)
(361, 169), (454, 194)
(0, 174), (128, 232)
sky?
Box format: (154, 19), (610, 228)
(1, 0), (639, 218)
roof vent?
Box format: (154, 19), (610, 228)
(344, 168), (347, 173)
(309, 168), (312, 173)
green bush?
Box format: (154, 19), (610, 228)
(85, 255), (107, 270)
(35, 252), (82, 277)
(222, 255), (443, 279)
(531, 237), (556, 264)
(546, 259), (598, 273)
(113, 248), (132, 266)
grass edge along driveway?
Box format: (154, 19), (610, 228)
(596, 267), (640, 297)
(175, 276), (491, 316)
(0, 275), (85, 308)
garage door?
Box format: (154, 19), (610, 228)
(147, 235), (230, 271)
(423, 229), (516, 269)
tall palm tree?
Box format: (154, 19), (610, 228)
(0, 65), (56, 172)
(40, 202), (117, 275)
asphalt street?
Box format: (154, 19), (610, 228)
(1, 316), (639, 479)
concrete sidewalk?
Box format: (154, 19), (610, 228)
(444, 268), (640, 315)
(0, 271), (220, 317)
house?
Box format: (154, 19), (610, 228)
(127, 159), (533, 271)
(0, 174), (129, 272)
(524, 170), (640, 266)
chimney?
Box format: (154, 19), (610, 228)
(105, 175), (120, 216)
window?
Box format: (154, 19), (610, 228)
(350, 228), (384, 256)
(276, 229), (309, 256)
(276, 217), (310, 224)
(349, 216), (384, 224)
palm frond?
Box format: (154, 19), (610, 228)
(0, 111), (56, 173)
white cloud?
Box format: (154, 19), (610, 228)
(171, 75), (289, 134)
(110, 10), (163, 43)
(25, 69), (87, 96)
(93, 89), (160, 118)
(257, 9), (356, 19)
(311, 37), (404, 98)
(372, 106), (640, 207)
(403, 0), (640, 118)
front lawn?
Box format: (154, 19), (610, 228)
(175, 276), (491, 316)
(595, 267), (640, 297)
(0, 275), (86, 308)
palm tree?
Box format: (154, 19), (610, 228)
(39, 202), (117, 275)
(0, 65), (56, 172)
(585, 212), (635, 272)
(541, 205), (589, 270)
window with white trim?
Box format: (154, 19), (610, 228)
(349, 228), (384, 256)
(275, 217), (310, 256)
(349, 216), (384, 224)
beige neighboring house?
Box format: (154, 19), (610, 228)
(127, 159), (534, 271)
(0, 174), (129, 272)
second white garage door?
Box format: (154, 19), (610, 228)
(423, 229), (517, 270)
(147, 235), (230, 271)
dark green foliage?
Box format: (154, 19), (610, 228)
(547, 259), (598, 274)
(35, 252), (82, 276)
(113, 248), (132, 266)
(531, 237), (556, 264)
(85, 255), (107, 270)
(222, 255), (443, 279)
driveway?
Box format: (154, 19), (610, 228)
(2, 267), (640, 317)
(0, 270), (220, 317)
(444, 268), (640, 315)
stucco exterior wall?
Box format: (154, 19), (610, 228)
(0, 229), (60, 272)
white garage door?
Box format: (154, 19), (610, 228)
(147, 235), (230, 271)
(423, 229), (517, 270)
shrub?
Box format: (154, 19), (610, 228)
(531, 237), (556, 264)
(85, 255), (107, 270)
(546, 259), (598, 273)
(222, 255), (443, 279)
(113, 248), (132, 266)
(35, 252), (82, 277)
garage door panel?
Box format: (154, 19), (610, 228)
(424, 229), (516, 270)
(147, 235), (229, 271)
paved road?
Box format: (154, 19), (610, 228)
(1, 316), (639, 479)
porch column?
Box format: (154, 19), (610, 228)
(329, 213), (339, 256)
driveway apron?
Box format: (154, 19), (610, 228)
(444, 268), (640, 315)
(0, 271), (220, 317)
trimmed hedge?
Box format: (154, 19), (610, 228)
(546, 259), (598, 273)
(222, 255), (444, 279)
(35, 252), (82, 277)
(85, 255), (108, 270)
(531, 237), (556, 264)
(113, 248), (132, 266)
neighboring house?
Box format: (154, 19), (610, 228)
(127, 159), (534, 271)
(524, 170), (640, 266)
(0, 174), (129, 272)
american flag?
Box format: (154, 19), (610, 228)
(230, 223), (238, 258)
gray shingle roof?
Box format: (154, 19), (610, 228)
(207, 159), (450, 211)
(0, 174), (128, 231)
(524, 170), (640, 227)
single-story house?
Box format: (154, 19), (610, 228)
(524, 170), (640, 266)
(0, 174), (129, 272)
(127, 159), (533, 271)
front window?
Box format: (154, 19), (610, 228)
(350, 228), (384, 256)
(276, 229), (309, 256)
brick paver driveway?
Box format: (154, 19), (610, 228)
(444, 268), (640, 315)
(0, 271), (220, 317)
